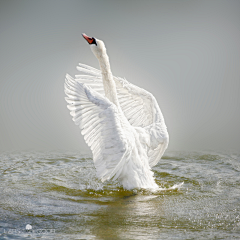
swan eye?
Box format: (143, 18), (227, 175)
(91, 38), (97, 46)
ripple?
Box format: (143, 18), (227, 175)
(0, 150), (240, 239)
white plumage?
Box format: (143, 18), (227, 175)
(64, 34), (169, 189)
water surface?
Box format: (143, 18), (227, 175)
(0, 151), (239, 239)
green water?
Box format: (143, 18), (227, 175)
(0, 151), (239, 239)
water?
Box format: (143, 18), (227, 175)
(0, 150), (239, 239)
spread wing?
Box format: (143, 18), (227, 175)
(76, 63), (154, 127)
(74, 63), (169, 167)
(64, 74), (130, 181)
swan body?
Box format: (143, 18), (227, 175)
(64, 34), (169, 189)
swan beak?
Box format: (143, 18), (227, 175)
(82, 33), (94, 44)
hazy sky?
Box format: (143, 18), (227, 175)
(0, 0), (240, 152)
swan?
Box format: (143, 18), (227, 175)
(64, 33), (169, 190)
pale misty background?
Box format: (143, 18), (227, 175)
(0, 0), (239, 153)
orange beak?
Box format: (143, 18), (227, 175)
(82, 33), (95, 44)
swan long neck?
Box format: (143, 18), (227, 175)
(97, 51), (121, 110)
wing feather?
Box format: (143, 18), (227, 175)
(65, 74), (129, 181)
(74, 64), (153, 128)
(71, 63), (168, 168)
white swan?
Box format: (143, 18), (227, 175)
(64, 33), (169, 190)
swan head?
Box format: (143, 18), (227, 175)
(82, 33), (106, 59)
